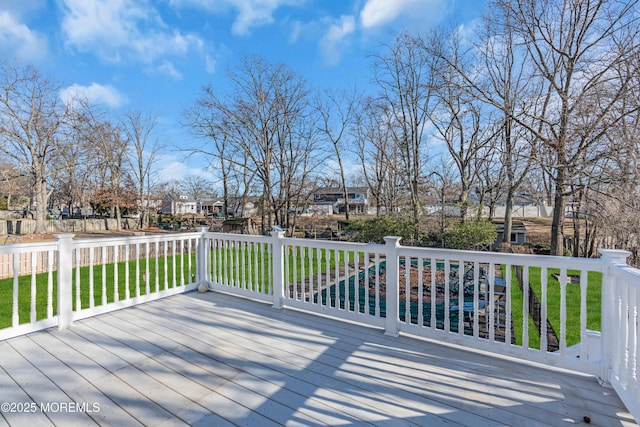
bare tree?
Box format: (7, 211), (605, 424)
(187, 55), (320, 233)
(371, 32), (441, 238)
(475, 141), (505, 222)
(430, 66), (493, 222)
(315, 87), (360, 220)
(427, 161), (457, 239)
(179, 173), (215, 201)
(0, 62), (69, 233)
(122, 110), (162, 228)
(353, 97), (403, 216)
(72, 101), (129, 228)
(496, 0), (640, 255)
(475, 7), (540, 246)
(184, 86), (251, 219)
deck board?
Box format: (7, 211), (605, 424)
(0, 291), (636, 426)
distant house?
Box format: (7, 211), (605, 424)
(232, 199), (258, 218)
(161, 194), (198, 215)
(200, 199), (225, 216)
(308, 187), (370, 216)
(492, 220), (527, 250)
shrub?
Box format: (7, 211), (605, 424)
(0, 198), (7, 210)
(342, 215), (417, 244)
(440, 218), (497, 250)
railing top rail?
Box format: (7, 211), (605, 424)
(72, 232), (202, 249)
(0, 240), (59, 254)
(610, 263), (640, 284)
(280, 236), (387, 252)
(256, 235), (605, 271)
(398, 245), (604, 271)
(204, 232), (271, 244)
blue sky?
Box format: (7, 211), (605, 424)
(0, 0), (485, 183)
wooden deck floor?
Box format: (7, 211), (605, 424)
(0, 291), (636, 427)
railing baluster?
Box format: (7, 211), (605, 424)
(293, 245), (298, 300)
(188, 238), (193, 284)
(163, 241), (169, 290)
(124, 243), (130, 300)
(88, 248), (95, 308)
(47, 250), (54, 318)
(344, 250), (350, 311)
(472, 261), (479, 338)
(74, 248), (81, 311)
(30, 253), (37, 322)
(247, 241), (251, 290)
(374, 253), (380, 316)
(10, 253), (19, 325)
(541, 267), (548, 352)
(404, 256), (410, 323)
(444, 260), (451, 331)
(489, 263), (496, 341)
(430, 257), (436, 330)
(578, 269), (591, 358)
(145, 242), (150, 295)
(505, 264), (512, 345)
(354, 251), (360, 313)
(134, 242), (140, 296)
(559, 268), (567, 355)
(171, 240), (177, 289)
(101, 247), (107, 305)
(113, 246), (119, 302)
(334, 249), (340, 309)
(240, 241), (246, 289)
(522, 265), (529, 349)
(179, 238), (184, 287)
(211, 238), (217, 284)
(457, 259), (464, 336)
(154, 241), (159, 293)
(300, 246), (306, 302)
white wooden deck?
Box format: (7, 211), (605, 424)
(0, 291), (636, 427)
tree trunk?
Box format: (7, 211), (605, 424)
(502, 186), (515, 249)
(550, 188), (566, 256)
(35, 178), (47, 234)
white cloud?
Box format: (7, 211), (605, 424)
(0, 11), (47, 62)
(154, 61), (183, 80)
(167, 0), (306, 36)
(360, 0), (446, 29)
(319, 15), (356, 66)
(205, 54), (217, 74)
(60, 83), (128, 109)
(60, 0), (203, 72)
(154, 153), (216, 184)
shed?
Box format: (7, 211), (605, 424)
(492, 220), (527, 250)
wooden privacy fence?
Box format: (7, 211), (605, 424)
(1, 218), (141, 235)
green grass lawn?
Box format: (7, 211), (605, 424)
(509, 266), (602, 349)
(0, 252), (196, 329)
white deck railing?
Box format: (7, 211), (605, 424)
(0, 228), (638, 421)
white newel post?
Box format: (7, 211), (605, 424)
(196, 226), (210, 286)
(384, 236), (402, 337)
(271, 230), (286, 309)
(599, 248), (631, 384)
(55, 233), (75, 330)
